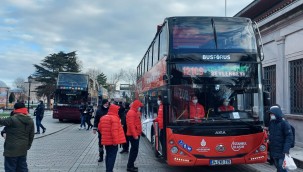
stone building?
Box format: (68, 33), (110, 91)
(0, 80), (9, 108)
(235, 0), (303, 147)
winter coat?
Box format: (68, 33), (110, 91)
(93, 105), (109, 130)
(79, 104), (89, 116)
(184, 102), (205, 119)
(126, 100), (143, 137)
(35, 103), (45, 118)
(218, 105), (234, 112)
(118, 105), (126, 125)
(98, 104), (126, 145)
(87, 105), (94, 116)
(0, 109), (35, 157)
(154, 103), (163, 129)
(268, 106), (293, 158)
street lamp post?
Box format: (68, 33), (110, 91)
(27, 75), (33, 112)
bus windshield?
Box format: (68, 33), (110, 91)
(57, 73), (89, 89)
(169, 62), (263, 125)
(171, 17), (257, 52)
(55, 90), (85, 105)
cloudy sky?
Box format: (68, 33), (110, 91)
(0, 0), (253, 88)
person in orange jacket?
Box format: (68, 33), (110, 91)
(126, 100), (143, 172)
(153, 96), (164, 151)
(98, 104), (126, 172)
(218, 99), (235, 112)
(184, 95), (205, 122)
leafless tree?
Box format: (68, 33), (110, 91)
(121, 69), (137, 100)
(85, 68), (101, 80)
(107, 69), (124, 98)
(13, 77), (26, 93)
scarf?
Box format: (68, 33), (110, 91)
(13, 108), (29, 115)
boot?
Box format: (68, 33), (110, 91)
(98, 151), (104, 162)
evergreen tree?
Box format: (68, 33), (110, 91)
(33, 51), (81, 108)
(96, 72), (107, 88)
(9, 92), (15, 103)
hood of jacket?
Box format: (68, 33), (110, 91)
(107, 104), (120, 116)
(14, 113), (33, 125)
(269, 105), (283, 119)
(131, 100), (143, 110)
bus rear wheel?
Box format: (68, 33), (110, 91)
(59, 119), (63, 122)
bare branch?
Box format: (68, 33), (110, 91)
(13, 77), (26, 93)
(85, 68), (102, 80)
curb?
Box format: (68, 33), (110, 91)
(34, 124), (74, 139)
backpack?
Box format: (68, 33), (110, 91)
(282, 121), (295, 148)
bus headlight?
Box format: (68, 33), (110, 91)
(259, 144), (266, 152)
(171, 146), (178, 154)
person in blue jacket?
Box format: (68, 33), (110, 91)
(268, 105), (293, 172)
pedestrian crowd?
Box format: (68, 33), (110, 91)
(1, 98), (295, 172)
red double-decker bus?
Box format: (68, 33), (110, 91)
(53, 72), (98, 122)
(137, 16), (268, 166)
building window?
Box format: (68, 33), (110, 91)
(290, 59), (303, 114)
(263, 65), (276, 106)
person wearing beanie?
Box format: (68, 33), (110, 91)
(93, 99), (109, 162)
(0, 102), (35, 171)
(268, 105), (293, 172)
(98, 104), (126, 172)
(126, 100), (143, 172)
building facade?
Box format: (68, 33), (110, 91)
(235, 0), (303, 147)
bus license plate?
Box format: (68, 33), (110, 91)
(210, 159), (232, 165)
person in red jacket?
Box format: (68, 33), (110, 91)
(184, 95), (205, 122)
(218, 99), (235, 112)
(153, 96), (164, 152)
(98, 104), (126, 172)
(126, 100), (143, 172)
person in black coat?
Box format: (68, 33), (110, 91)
(34, 100), (46, 134)
(119, 102), (130, 154)
(93, 99), (109, 162)
(79, 101), (87, 130)
(268, 105), (293, 172)
(85, 102), (94, 130)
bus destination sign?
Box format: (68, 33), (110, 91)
(179, 63), (251, 77)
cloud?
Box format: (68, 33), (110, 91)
(0, 0), (253, 87)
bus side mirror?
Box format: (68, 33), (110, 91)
(163, 75), (168, 83)
(163, 74), (173, 83)
(263, 91), (270, 106)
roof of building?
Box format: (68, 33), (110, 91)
(234, 0), (297, 22)
(0, 80), (8, 88)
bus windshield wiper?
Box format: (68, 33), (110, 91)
(229, 118), (260, 130)
(211, 18), (218, 49)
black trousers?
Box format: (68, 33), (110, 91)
(121, 126), (129, 151)
(127, 136), (140, 168)
(5, 156), (28, 172)
(105, 145), (118, 172)
(85, 115), (93, 128)
(98, 131), (104, 154)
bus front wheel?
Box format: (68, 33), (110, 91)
(59, 119), (63, 122)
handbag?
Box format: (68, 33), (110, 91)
(283, 154), (297, 170)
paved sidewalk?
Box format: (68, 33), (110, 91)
(32, 111), (73, 139)
(290, 146), (303, 169)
